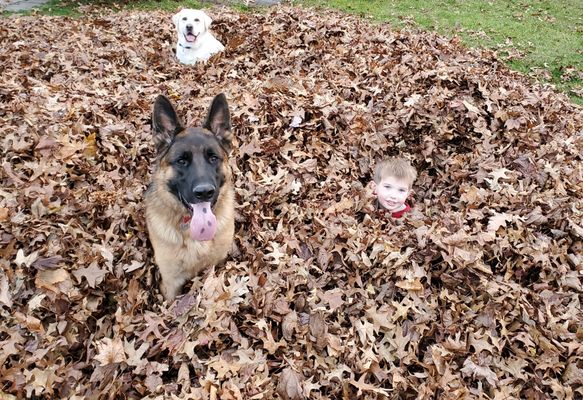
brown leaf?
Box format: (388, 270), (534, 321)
(281, 310), (298, 341)
(0, 273), (13, 308)
(72, 262), (107, 288)
(35, 268), (72, 293)
(0, 207), (9, 222)
(460, 358), (498, 386)
(277, 368), (305, 400)
(309, 311), (328, 350)
(94, 337), (126, 366)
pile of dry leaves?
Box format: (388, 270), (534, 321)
(1, 5), (582, 399)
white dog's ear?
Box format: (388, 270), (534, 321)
(203, 12), (212, 30)
(172, 11), (181, 28)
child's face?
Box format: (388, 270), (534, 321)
(372, 176), (410, 212)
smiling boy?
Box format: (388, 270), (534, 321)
(371, 157), (417, 218)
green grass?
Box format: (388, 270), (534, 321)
(3, 0), (582, 104)
(299, 0), (583, 105)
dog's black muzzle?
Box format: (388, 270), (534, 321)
(193, 184), (216, 202)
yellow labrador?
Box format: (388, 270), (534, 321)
(173, 9), (225, 64)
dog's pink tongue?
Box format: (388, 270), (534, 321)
(185, 33), (196, 43)
(189, 202), (217, 241)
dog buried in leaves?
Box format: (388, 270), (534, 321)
(145, 94), (235, 301)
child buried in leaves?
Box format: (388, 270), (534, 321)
(370, 157), (417, 219)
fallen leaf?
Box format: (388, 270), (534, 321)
(94, 337), (126, 366)
(277, 368), (305, 400)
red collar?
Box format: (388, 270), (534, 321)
(182, 215), (191, 224)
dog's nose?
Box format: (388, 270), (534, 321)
(186, 24), (193, 31)
(193, 184), (215, 201)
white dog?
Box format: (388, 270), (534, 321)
(173, 9), (225, 64)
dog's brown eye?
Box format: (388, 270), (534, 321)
(208, 154), (219, 164)
(182, 17), (187, 21)
(176, 157), (189, 167)
(194, 18), (200, 22)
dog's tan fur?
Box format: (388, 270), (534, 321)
(145, 97), (235, 301)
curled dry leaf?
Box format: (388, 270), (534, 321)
(281, 310), (298, 341)
(94, 337), (127, 366)
(277, 367), (305, 400)
(309, 311), (328, 350)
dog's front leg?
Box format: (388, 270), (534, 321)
(159, 267), (188, 301)
(155, 250), (189, 301)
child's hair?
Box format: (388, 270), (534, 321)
(374, 157), (417, 188)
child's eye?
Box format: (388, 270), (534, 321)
(384, 185), (392, 189)
(399, 188), (407, 192)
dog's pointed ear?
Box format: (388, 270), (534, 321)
(203, 12), (212, 31)
(204, 93), (232, 152)
(152, 95), (183, 154)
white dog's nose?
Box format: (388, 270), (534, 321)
(186, 24), (193, 31)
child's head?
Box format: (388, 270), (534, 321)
(371, 157), (417, 212)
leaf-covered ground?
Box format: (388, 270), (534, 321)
(1, 6), (582, 399)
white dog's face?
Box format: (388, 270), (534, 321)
(173, 9), (213, 45)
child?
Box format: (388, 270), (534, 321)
(370, 157), (417, 218)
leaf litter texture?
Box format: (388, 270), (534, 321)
(0, 5), (582, 400)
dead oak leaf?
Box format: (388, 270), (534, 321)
(323, 197), (352, 216)
(462, 100), (483, 115)
(144, 374), (163, 393)
(504, 117), (522, 131)
(0, 207), (9, 222)
(487, 212), (513, 235)
(124, 339), (149, 368)
(208, 354), (242, 379)
(15, 249), (39, 268)
(94, 337), (126, 366)
(72, 262), (107, 288)
(460, 358), (498, 386)
(31, 256), (65, 270)
(349, 374), (391, 397)
(485, 168), (512, 189)
(277, 368), (305, 400)
(309, 311), (328, 350)
(35, 268), (73, 294)
(365, 306), (393, 332)
(563, 362), (583, 385)
(317, 288), (344, 310)
(239, 138), (262, 157)
(266, 242), (287, 265)
(0, 272), (12, 308)
(23, 368), (56, 397)
(282, 311), (299, 341)
(395, 278), (424, 292)
(355, 319), (376, 346)
(404, 93), (422, 107)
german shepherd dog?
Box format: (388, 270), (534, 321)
(145, 94), (235, 301)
